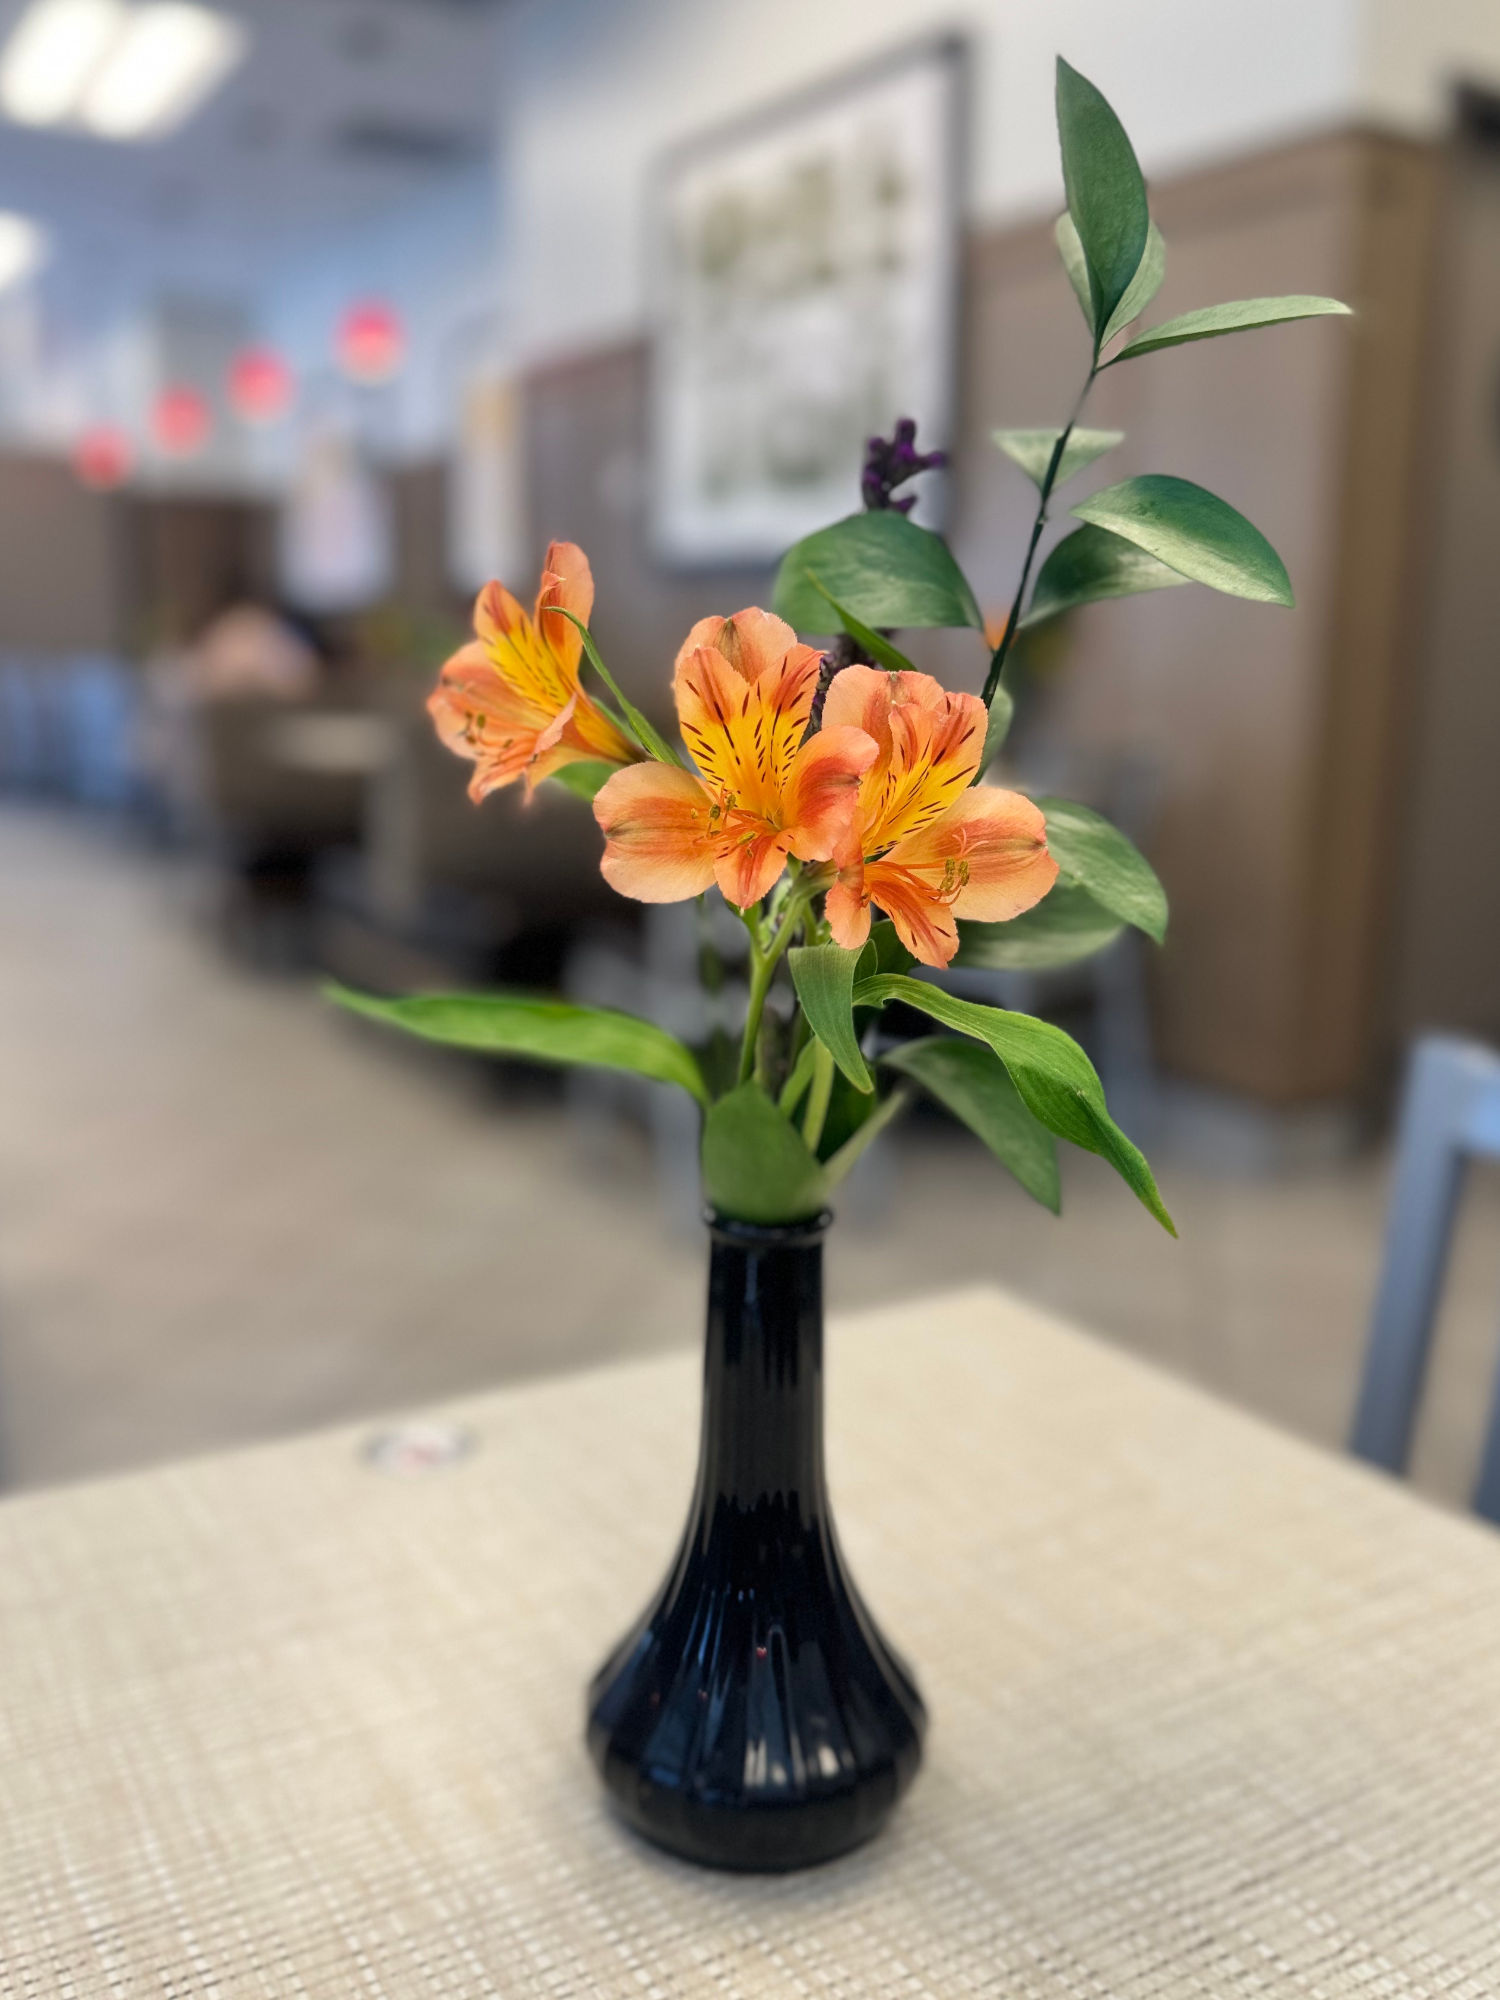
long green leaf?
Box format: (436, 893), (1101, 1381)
(774, 510), (983, 633)
(956, 880), (1126, 970)
(1109, 294), (1351, 364)
(853, 973), (1175, 1232)
(1039, 798), (1167, 943)
(701, 1083), (828, 1224)
(327, 985), (709, 1106)
(1055, 58), (1150, 339)
(882, 1037), (1060, 1211)
(993, 426), (1124, 491)
(789, 943), (873, 1092)
(1102, 219), (1166, 343)
(805, 575), (916, 673)
(1023, 523), (1188, 629)
(553, 608), (684, 767)
(1072, 475), (1293, 606)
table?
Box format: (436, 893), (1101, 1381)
(3, 1287), (1499, 1998)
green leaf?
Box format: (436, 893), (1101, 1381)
(1023, 523), (1188, 629)
(774, 510), (983, 633)
(326, 985), (710, 1105)
(701, 1082), (828, 1224)
(1054, 212), (1093, 330)
(789, 943), (873, 1092)
(981, 682), (1015, 771)
(852, 973), (1175, 1232)
(548, 759), (616, 802)
(1071, 475), (1293, 606)
(993, 426), (1124, 491)
(1109, 294), (1351, 364)
(804, 576), (916, 674)
(1055, 57), (1150, 339)
(1102, 219), (1166, 344)
(1038, 798), (1167, 943)
(881, 1037), (1060, 1212)
(553, 608), (684, 767)
(823, 1085), (912, 1189)
(1057, 215), (1164, 345)
(956, 880), (1126, 970)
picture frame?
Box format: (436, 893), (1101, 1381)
(647, 35), (966, 568)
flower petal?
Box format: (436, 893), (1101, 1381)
(473, 581), (529, 650)
(862, 863), (962, 966)
(823, 666), (985, 853)
(781, 724), (877, 861)
(821, 662), (897, 751)
(593, 762), (718, 903)
(858, 787), (1057, 965)
(427, 646), (542, 791)
(673, 607), (802, 685)
(825, 859), (873, 952)
(535, 541), (593, 674)
(673, 638), (822, 812)
(562, 690), (638, 767)
(938, 788), (1058, 923)
(713, 828), (792, 909)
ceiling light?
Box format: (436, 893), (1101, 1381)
(336, 301), (404, 385)
(81, 3), (245, 141)
(0, 212), (47, 291)
(151, 384), (211, 456)
(0, 0), (126, 127)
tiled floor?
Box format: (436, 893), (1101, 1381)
(2, 803), (1498, 1507)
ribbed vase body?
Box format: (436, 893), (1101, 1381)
(586, 1213), (925, 1871)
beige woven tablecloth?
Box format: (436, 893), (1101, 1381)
(3, 1285), (1499, 1997)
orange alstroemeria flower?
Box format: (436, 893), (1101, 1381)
(427, 541), (636, 800)
(822, 666), (1058, 968)
(592, 609), (876, 909)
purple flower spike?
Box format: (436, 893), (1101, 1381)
(861, 418), (948, 513)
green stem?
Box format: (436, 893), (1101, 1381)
(736, 889), (811, 1087)
(778, 1037), (818, 1117)
(981, 363), (1098, 707)
(802, 1042), (835, 1153)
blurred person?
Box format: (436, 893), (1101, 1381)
(137, 600), (324, 843)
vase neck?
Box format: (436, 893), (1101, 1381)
(697, 1214), (830, 1511)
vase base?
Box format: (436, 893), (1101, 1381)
(590, 1723), (923, 1873)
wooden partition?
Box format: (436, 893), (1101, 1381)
(0, 456), (131, 650)
(954, 130), (1439, 1104)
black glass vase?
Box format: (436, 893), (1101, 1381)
(586, 1211), (925, 1871)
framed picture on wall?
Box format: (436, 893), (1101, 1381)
(648, 35), (965, 567)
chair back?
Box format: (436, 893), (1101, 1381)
(1352, 1034), (1500, 1518)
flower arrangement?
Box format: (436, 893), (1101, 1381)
(333, 59), (1348, 1241)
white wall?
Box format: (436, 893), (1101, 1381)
(496, 0), (1362, 364)
(259, 163), (505, 466)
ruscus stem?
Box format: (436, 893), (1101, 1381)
(981, 362), (1098, 707)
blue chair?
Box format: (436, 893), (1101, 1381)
(1351, 1034), (1500, 1520)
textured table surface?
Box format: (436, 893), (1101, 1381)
(3, 1285), (1499, 1999)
